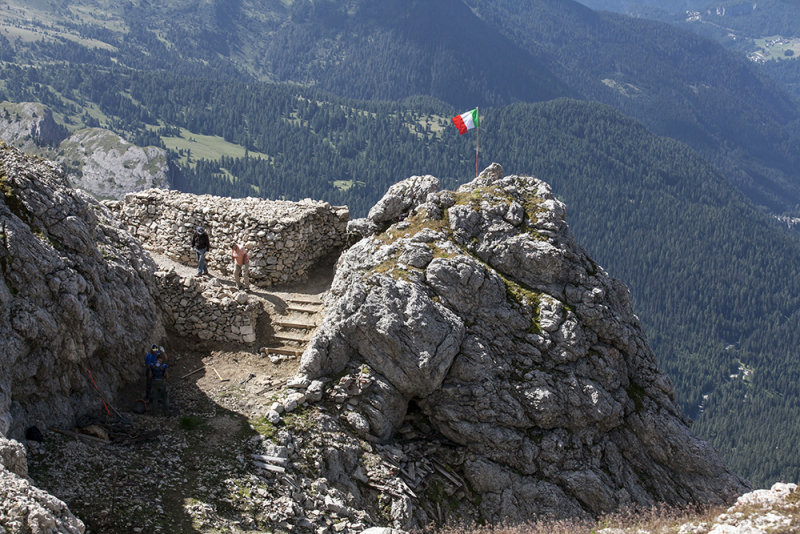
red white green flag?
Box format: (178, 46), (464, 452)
(452, 108), (479, 135)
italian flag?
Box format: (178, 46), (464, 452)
(452, 108), (479, 135)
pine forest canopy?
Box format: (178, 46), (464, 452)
(1, 0), (800, 488)
(3, 0), (800, 214)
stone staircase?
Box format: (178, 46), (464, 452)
(262, 296), (325, 362)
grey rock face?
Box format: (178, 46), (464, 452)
(0, 145), (163, 439)
(60, 128), (170, 201)
(0, 102), (66, 151)
(0, 438), (85, 533)
(296, 164), (749, 521)
(367, 174), (440, 225)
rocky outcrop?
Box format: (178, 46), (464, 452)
(0, 438), (84, 534)
(294, 164), (749, 522)
(0, 101), (170, 201)
(678, 482), (798, 534)
(107, 189), (349, 287)
(0, 102), (66, 151)
(0, 144), (164, 440)
(59, 128), (170, 200)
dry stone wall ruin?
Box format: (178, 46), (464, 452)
(105, 189), (349, 287)
(154, 270), (260, 343)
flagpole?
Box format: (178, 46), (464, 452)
(475, 107), (480, 177)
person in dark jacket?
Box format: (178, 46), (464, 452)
(191, 227), (211, 275)
(148, 353), (169, 415)
(144, 344), (164, 400)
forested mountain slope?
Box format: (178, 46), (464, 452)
(4, 0), (800, 216)
(462, 0), (800, 215)
(669, 0), (800, 103)
(573, 0), (705, 13)
(0, 0), (568, 110)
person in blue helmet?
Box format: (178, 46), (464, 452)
(144, 344), (164, 400)
(191, 226), (211, 276)
(148, 353), (170, 416)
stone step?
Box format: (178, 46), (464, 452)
(286, 306), (321, 314)
(289, 297), (323, 305)
(273, 333), (308, 343)
(275, 321), (316, 330)
(266, 347), (304, 357)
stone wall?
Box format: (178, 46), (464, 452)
(154, 270), (260, 344)
(105, 190), (349, 286)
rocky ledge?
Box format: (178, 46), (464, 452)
(293, 164), (749, 522)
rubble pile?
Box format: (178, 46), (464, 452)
(677, 483), (798, 534)
(106, 189), (349, 287)
(0, 436), (84, 533)
(18, 373), (476, 533)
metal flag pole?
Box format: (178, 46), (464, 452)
(475, 107), (480, 177)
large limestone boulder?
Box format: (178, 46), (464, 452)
(295, 164), (749, 521)
(0, 144), (164, 439)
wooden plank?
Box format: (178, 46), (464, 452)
(286, 306), (321, 313)
(253, 461), (286, 473)
(251, 454), (289, 465)
(273, 334), (307, 342)
(275, 321), (316, 330)
(289, 297), (323, 305)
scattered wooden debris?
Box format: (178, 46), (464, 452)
(180, 367), (204, 379)
(253, 461), (286, 473)
(432, 459), (464, 488)
(53, 427), (111, 444)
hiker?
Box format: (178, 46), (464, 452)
(148, 353), (170, 416)
(231, 243), (250, 290)
(144, 344), (164, 400)
(191, 227), (211, 276)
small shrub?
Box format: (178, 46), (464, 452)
(179, 415), (204, 431)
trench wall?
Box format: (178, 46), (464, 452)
(106, 190), (349, 287)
